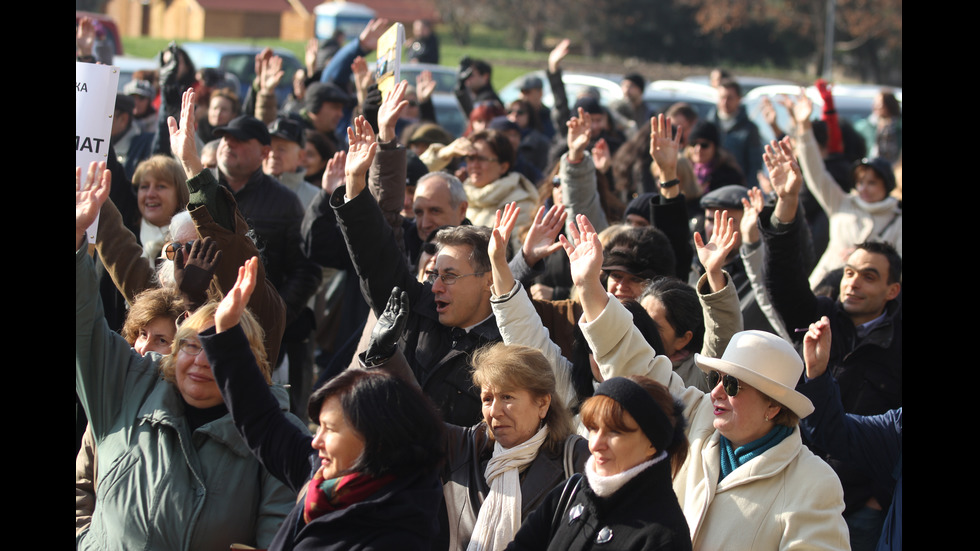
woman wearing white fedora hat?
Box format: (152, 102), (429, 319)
(561, 211), (849, 550)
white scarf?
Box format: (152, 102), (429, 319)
(585, 451), (666, 498)
(466, 425), (548, 551)
(139, 218), (169, 260)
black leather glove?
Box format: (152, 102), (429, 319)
(365, 287), (409, 365)
(174, 236), (222, 312)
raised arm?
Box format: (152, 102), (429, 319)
(491, 203), (578, 409)
(561, 107), (608, 233)
(787, 89), (846, 215)
(547, 39), (572, 131)
(694, 209), (738, 294)
(208, 258), (313, 491)
(738, 188), (791, 342)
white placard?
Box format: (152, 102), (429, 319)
(76, 62), (120, 245)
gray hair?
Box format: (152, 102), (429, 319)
(417, 171), (467, 209)
(157, 210), (197, 289)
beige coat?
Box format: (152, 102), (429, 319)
(580, 281), (849, 550)
(464, 171), (538, 229)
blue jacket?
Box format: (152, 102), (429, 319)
(76, 246), (300, 550)
(799, 373), (902, 551)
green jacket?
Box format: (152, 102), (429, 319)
(76, 246), (302, 550)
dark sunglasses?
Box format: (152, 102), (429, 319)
(706, 371), (742, 397)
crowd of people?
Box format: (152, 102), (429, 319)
(76, 15), (902, 551)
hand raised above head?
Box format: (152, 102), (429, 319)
(76, 161), (111, 248)
(215, 257), (259, 333)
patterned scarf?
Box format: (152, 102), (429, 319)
(303, 468), (395, 524)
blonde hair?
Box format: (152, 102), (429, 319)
(471, 343), (573, 454)
(132, 155), (189, 214)
(159, 302), (271, 384)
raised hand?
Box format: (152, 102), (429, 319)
(215, 257), (259, 333)
(562, 214), (607, 320)
(788, 88), (813, 127)
(566, 107), (592, 163)
(76, 161), (111, 248)
(344, 116), (378, 198)
(167, 87), (204, 177)
(591, 138), (611, 173)
(521, 203), (567, 266)
(649, 113), (680, 191)
(529, 284), (555, 301)
(174, 236), (222, 311)
(321, 150), (347, 194)
(490, 202), (520, 267)
(562, 214), (602, 288)
(803, 316), (832, 379)
(764, 137), (802, 200)
(76, 16), (96, 57)
(258, 54), (284, 94)
(739, 187), (765, 245)
(378, 79), (409, 142)
(305, 37), (318, 75)
(351, 56), (374, 103)
(694, 209), (738, 292)
(548, 38), (571, 73)
(358, 18), (390, 52)
(416, 70), (437, 103)
(365, 287), (409, 364)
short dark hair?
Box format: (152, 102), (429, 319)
(854, 241), (902, 284)
(665, 102), (698, 124)
(307, 369), (444, 478)
(718, 78), (742, 98)
(434, 225), (492, 273)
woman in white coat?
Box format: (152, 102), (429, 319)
(561, 212), (849, 550)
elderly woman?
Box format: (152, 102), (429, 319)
(354, 283), (589, 551)
(462, 129), (538, 230)
(131, 154), (189, 259)
(563, 212), (849, 549)
(507, 376), (692, 550)
(204, 259), (447, 550)
(76, 172), (301, 549)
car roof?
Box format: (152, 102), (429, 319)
(499, 70), (623, 109)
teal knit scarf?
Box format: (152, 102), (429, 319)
(719, 425), (793, 481)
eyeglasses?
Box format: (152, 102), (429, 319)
(178, 339), (204, 356)
(425, 270), (485, 285)
(706, 371), (742, 397)
(164, 240), (194, 261)
(465, 155), (498, 164)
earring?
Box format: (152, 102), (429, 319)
(764, 415), (770, 422)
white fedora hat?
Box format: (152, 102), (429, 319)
(695, 330), (814, 418)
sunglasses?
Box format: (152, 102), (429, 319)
(706, 370), (742, 397)
(164, 240), (194, 261)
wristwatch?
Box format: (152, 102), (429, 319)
(659, 179), (680, 189)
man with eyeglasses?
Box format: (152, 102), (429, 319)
(330, 114), (501, 427)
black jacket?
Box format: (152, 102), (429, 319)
(218, 169), (322, 324)
(205, 325), (442, 551)
(507, 458), (691, 551)
(331, 186), (500, 427)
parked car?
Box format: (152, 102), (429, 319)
(179, 42), (303, 105)
(742, 84), (903, 143)
(499, 70), (624, 109)
(683, 75), (797, 95)
(643, 80), (717, 119)
(113, 56), (159, 92)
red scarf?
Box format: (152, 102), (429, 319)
(302, 467), (395, 524)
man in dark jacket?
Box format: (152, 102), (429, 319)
(212, 114), (322, 415)
(708, 79), (762, 188)
(331, 130), (498, 426)
(760, 138), (901, 550)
